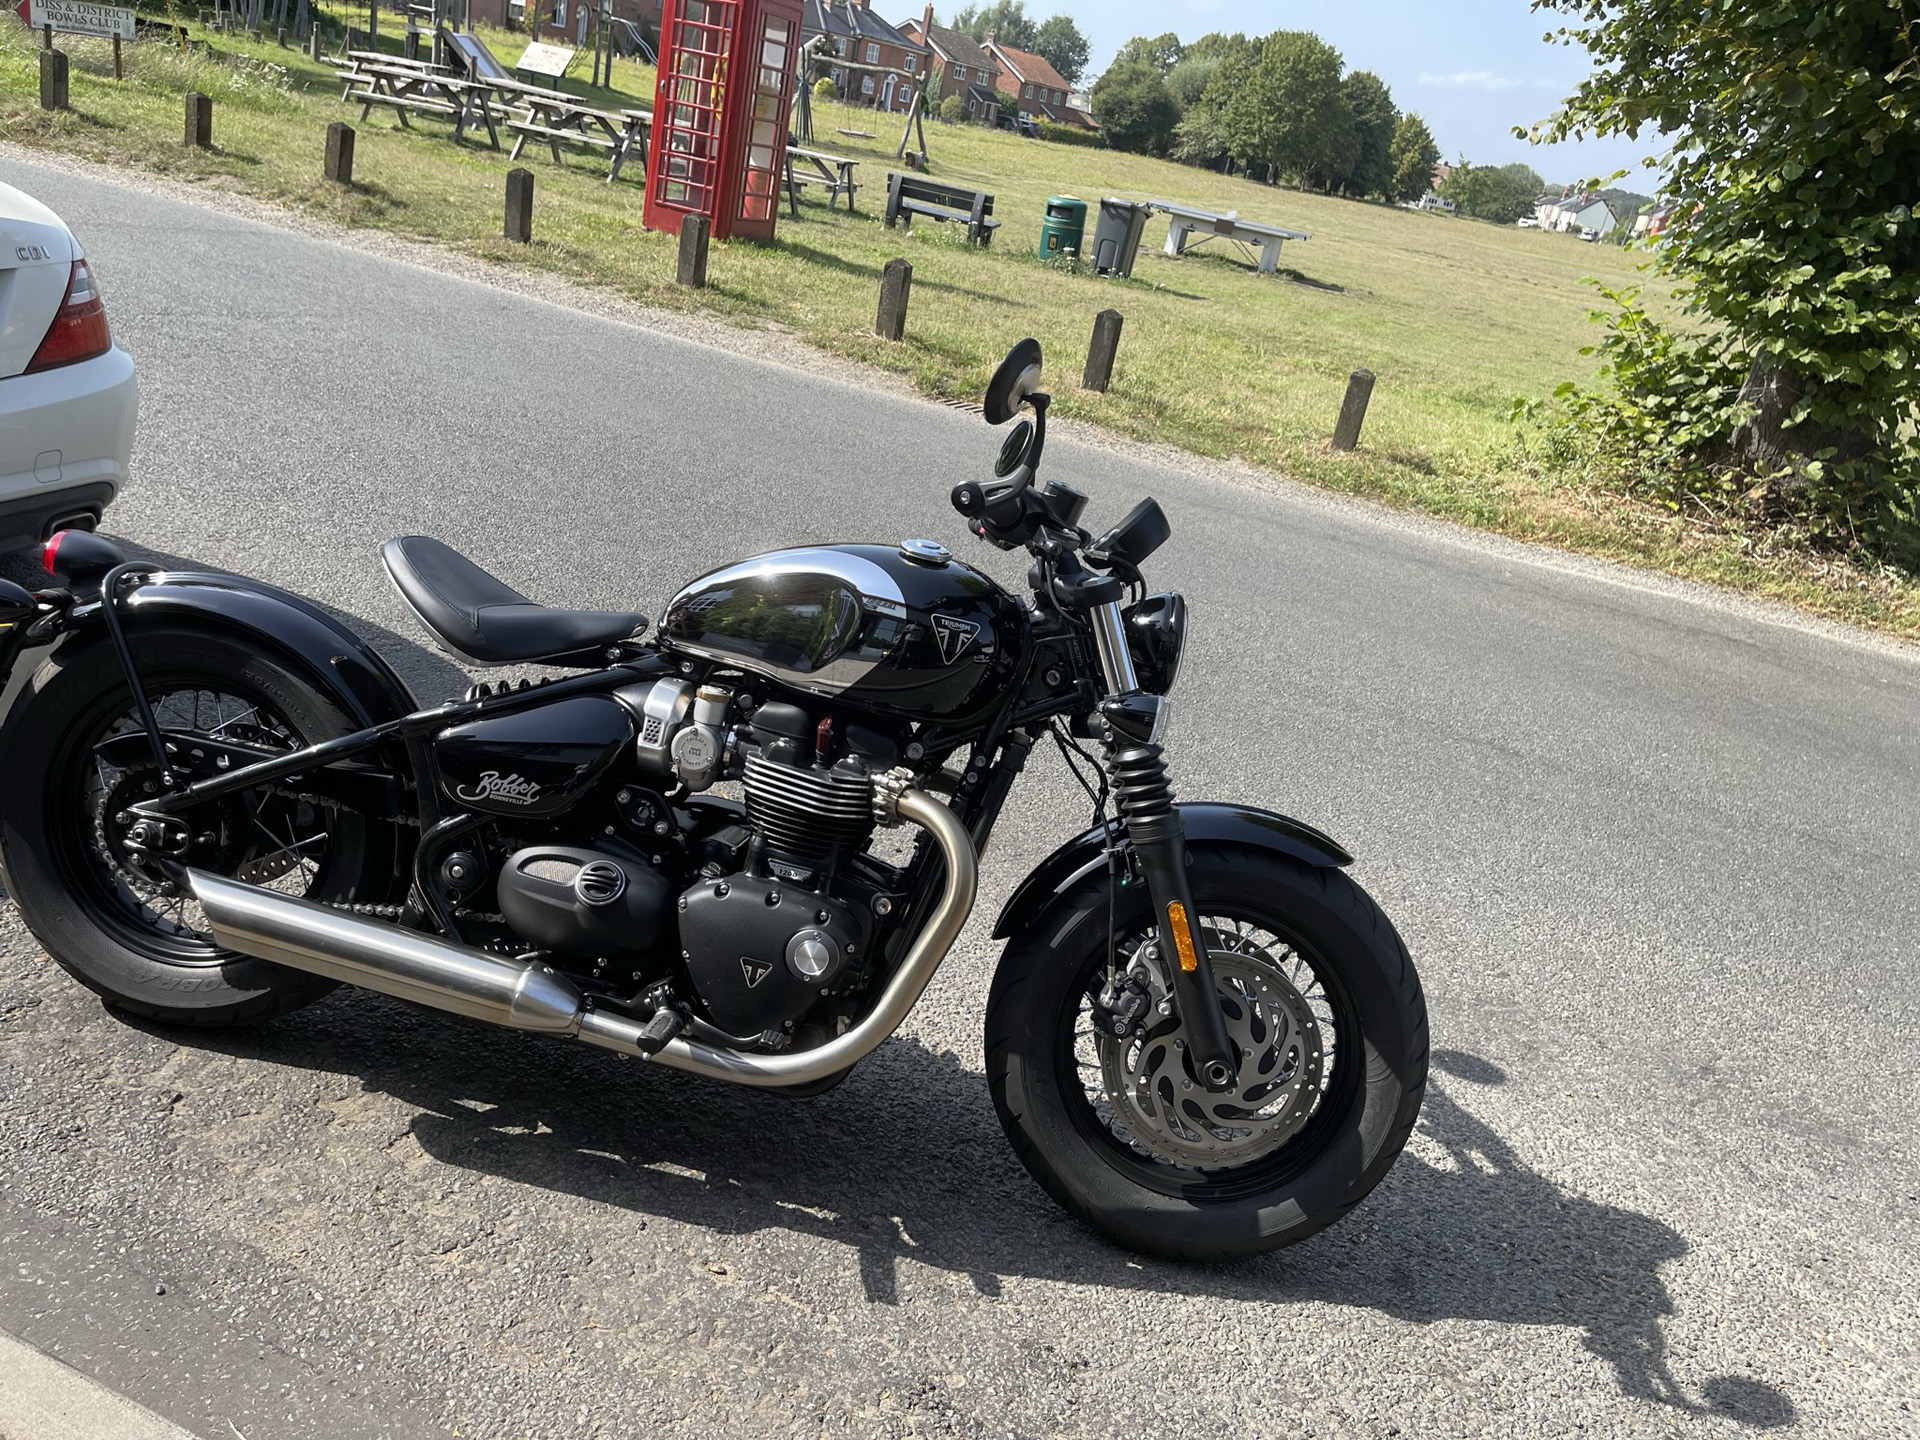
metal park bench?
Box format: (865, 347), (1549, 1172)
(1149, 200), (1310, 275)
(884, 173), (999, 246)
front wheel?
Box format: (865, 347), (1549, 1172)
(985, 845), (1427, 1259)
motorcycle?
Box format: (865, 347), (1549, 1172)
(0, 339), (1426, 1259)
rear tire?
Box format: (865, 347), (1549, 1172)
(985, 845), (1427, 1259)
(0, 627), (399, 1028)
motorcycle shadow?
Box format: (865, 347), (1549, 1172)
(200, 1001), (1794, 1431)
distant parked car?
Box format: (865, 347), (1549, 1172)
(1516, 216), (1539, 228)
(1579, 227), (1601, 242)
(0, 182), (137, 554)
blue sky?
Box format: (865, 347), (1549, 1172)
(961, 0), (1668, 188)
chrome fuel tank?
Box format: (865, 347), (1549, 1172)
(659, 543), (1028, 723)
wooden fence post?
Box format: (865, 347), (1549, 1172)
(675, 214), (710, 288)
(308, 21), (321, 60)
(1331, 369), (1375, 452)
(324, 121), (354, 184)
(1083, 308), (1123, 393)
(39, 49), (69, 110)
(504, 167), (534, 243)
(184, 92), (213, 148)
(875, 257), (912, 341)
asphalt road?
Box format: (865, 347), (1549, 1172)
(1, 153), (1915, 1440)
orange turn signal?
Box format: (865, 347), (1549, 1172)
(1166, 902), (1198, 972)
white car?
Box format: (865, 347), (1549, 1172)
(0, 182), (137, 553)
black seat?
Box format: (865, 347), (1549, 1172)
(381, 536), (646, 665)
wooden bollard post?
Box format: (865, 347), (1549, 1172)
(276, 24), (286, 44)
(1083, 308), (1123, 393)
(308, 22), (321, 60)
(324, 121), (354, 184)
(39, 49), (69, 110)
(112, 32), (122, 79)
(184, 91), (213, 148)
(1331, 368), (1375, 452)
(875, 257), (912, 341)
(504, 167), (534, 244)
(675, 213), (710, 288)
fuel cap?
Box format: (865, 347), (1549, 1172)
(899, 537), (951, 566)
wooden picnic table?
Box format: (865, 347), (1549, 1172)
(504, 90), (649, 182)
(337, 55), (502, 149)
(783, 146), (859, 216)
(1148, 199), (1310, 274)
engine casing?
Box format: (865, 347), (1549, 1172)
(677, 873), (866, 1035)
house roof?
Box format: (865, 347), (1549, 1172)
(901, 19), (994, 74)
(801, 1), (921, 52)
(986, 38), (1071, 93)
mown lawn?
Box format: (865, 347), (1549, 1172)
(4, 15), (1917, 634)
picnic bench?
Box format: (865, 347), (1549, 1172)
(1149, 200), (1310, 275)
(502, 86), (649, 181)
(884, 173), (998, 246)
(784, 146), (859, 215)
(336, 53), (501, 148)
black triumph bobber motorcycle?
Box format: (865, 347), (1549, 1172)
(0, 339), (1426, 1259)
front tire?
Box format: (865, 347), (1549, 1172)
(985, 845), (1427, 1259)
(0, 627), (400, 1028)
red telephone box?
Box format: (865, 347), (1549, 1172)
(642, 0), (802, 243)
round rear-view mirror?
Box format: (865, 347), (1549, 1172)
(984, 338), (1044, 425)
(995, 418), (1035, 477)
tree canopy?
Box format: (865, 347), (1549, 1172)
(949, 1), (1035, 49)
(1340, 71), (1397, 198)
(1534, 0), (1920, 558)
(1032, 14), (1089, 85)
(1387, 112), (1440, 202)
(1111, 32), (1184, 74)
(1438, 161), (1543, 224)
(1219, 31), (1352, 183)
(1090, 59), (1181, 157)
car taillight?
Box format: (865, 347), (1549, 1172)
(25, 259), (112, 374)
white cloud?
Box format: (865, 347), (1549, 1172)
(1419, 70), (1527, 91)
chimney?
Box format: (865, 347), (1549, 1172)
(921, 1), (932, 38)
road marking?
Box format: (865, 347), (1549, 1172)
(0, 1327), (202, 1440)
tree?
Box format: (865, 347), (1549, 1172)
(939, 93), (967, 122)
(1534, 0), (1920, 555)
(1111, 32), (1183, 75)
(1338, 70), (1398, 197)
(1185, 31), (1255, 67)
(950, 1), (1035, 49)
(1387, 111), (1439, 202)
(1220, 31), (1352, 184)
(1032, 14), (1089, 85)
(1162, 56), (1218, 108)
(1439, 160), (1542, 224)
(1090, 59), (1181, 156)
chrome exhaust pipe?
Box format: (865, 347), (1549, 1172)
(186, 779), (978, 1089)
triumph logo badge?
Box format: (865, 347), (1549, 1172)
(740, 958), (773, 988)
(453, 770), (542, 807)
(931, 615), (980, 664)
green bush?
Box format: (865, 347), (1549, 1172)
(812, 76), (836, 100)
(1036, 119), (1103, 148)
(938, 92), (965, 123)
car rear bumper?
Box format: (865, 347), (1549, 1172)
(0, 344), (137, 549)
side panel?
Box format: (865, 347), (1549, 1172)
(990, 802), (1355, 941)
(120, 571), (420, 728)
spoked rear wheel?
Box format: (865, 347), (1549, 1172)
(0, 627), (399, 1027)
(985, 845), (1427, 1259)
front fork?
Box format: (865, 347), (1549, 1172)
(1090, 601), (1239, 1093)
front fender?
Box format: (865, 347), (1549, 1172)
(991, 802), (1353, 941)
(118, 570), (420, 728)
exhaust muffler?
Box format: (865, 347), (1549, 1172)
(186, 780), (977, 1088)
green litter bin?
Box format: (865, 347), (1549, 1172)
(1040, 195), (1088, 260)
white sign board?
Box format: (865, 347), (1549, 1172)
(514, 41), (575, 79)
(26, 0), (135, 38)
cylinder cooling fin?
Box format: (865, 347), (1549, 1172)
(743, 751), (874, 880)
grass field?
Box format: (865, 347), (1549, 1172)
(4, 16), (1918, 634)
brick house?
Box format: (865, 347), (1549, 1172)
(459, 0), (660, 50)
(983, 34), (1094, 129)
(801, 0), (928, 113)
(898, 7), (1000, 124)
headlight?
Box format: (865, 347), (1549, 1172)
(1125, 592), (1187, 696)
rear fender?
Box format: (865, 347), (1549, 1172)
(991, 802), (1353, 941)
(117, 570), (421, 729)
